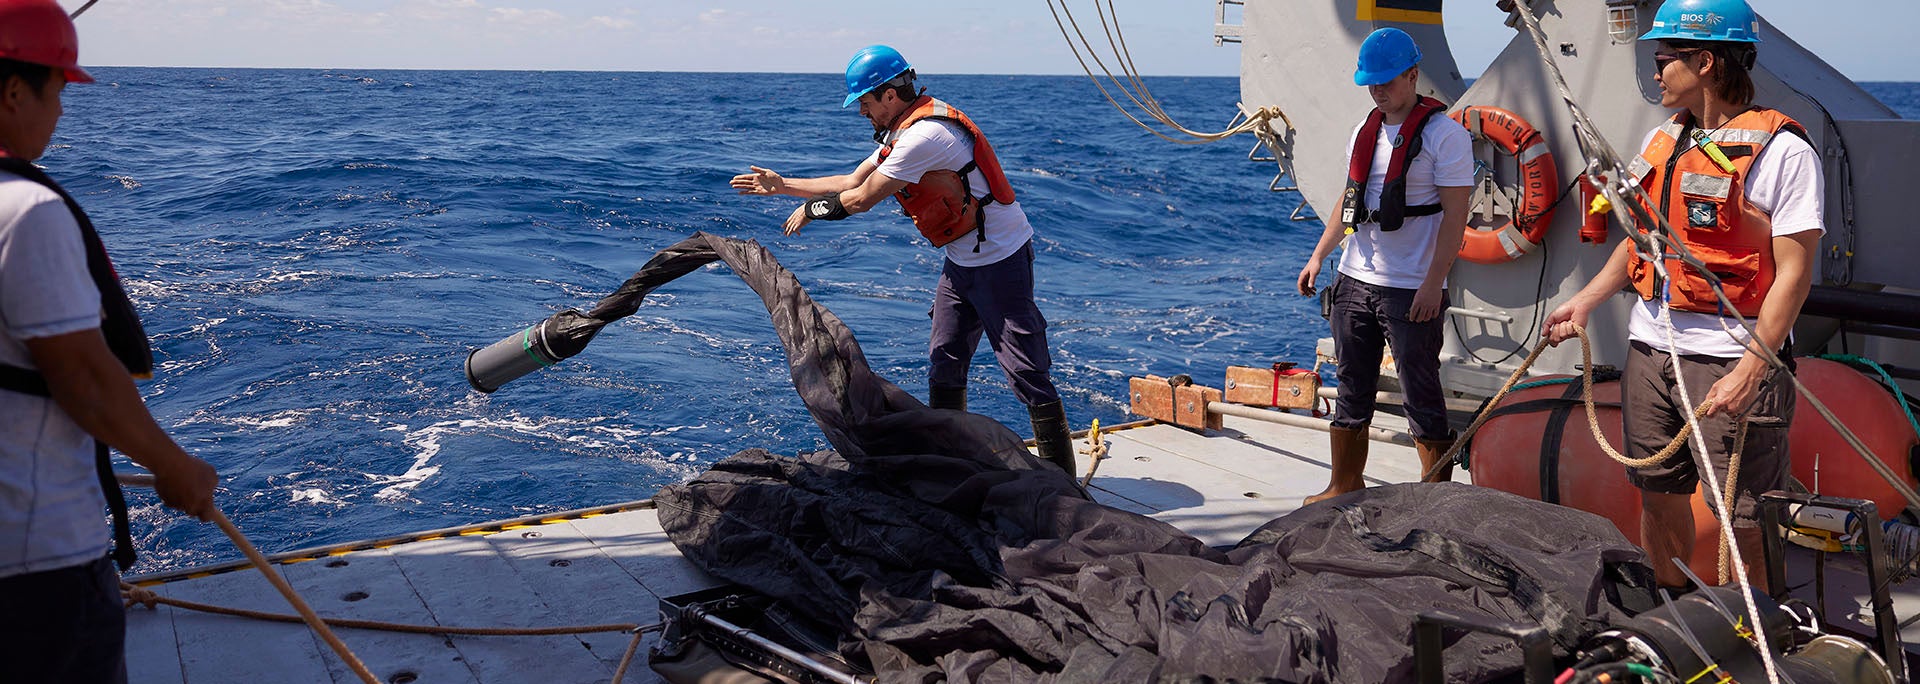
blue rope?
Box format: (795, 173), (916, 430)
(1813, 354), (1920, 445)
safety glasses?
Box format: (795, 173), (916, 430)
(1653, 48), (1704, 69)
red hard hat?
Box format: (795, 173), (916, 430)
(0, 0), (93, 84)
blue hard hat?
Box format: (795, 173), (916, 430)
(1353, 28), (1422, 86)
(843, 45), (913, 108)
(1639, 0), (1760, 43)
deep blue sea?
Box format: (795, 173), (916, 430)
(47, 69), (1919, 572)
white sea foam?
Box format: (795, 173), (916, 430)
(290, 488), (344, 505)
(370, 412), (697, 501)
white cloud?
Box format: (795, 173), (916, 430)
(488, 7), (566, 26)
(698, 9), (734, 25)
(590, 16), (634, 31)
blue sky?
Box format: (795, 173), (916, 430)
(67, 1), (1918, 82)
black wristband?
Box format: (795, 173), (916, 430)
(805, 193), (851, 221)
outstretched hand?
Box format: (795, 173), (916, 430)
(731, 166), (785, 196)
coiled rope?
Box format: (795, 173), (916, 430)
(117, 474), (661, 684)
(1044, 0), (1289, 144)
(1420, 324), (1755, 584)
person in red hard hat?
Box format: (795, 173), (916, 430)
(0, 2), (218, 681)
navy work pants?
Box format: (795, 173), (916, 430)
(1327, 274), (1451, 439)
(928, 241), (1060, 406)
(0, 555), (128, 684)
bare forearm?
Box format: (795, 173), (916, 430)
(779, 174), (861, 197)
(54, 366), (193, 470)
(1420, 215), (1466, 291)
(1420, 186), (1472, 291)
(29, 333), (195, 473)
(1739, 234), (1818, 369)
(1307, 221), (1346, 264)
(1571, 239), (1636, 307)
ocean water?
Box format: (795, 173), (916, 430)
(45, 70), (1918, 572)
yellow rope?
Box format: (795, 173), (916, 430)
(1077, 418), (1110, 489)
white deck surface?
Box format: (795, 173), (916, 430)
(124, 411), (1915, 682)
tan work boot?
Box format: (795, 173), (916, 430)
(1416, 436), (1456, 483)
(1305, 424), (1369, 505)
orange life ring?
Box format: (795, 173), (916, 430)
(1449, 105), (1559, 265)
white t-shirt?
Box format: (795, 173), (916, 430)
(0, 170), (111, 578)
(1336, 113), (1475, 290)
(866, 118), (1034, 268)
(1626, 127), (1825, 358)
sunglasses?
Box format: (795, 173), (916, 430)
(1653, 48), (1704, 69)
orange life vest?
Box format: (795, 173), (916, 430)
(876, 96), (1017, 250)
(1626, 107), (1805, 317)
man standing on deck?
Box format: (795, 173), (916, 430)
(1545, 0), (1821, 594)
(1294, 28), (1472, 505)
(728, 45), (1077, 479)
(0, 2), (219, 681)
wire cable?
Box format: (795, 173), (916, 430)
(1045, 0), (1283, 144)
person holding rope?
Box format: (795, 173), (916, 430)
(0, 2), (218, 681)
(1545, 0), (1823, 593)
(1296, 27), (1472, 504)
(728, 45), (1077, 479)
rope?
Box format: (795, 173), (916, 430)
(1045, 0), (1287, 144)
(611, 628), (652, 684)
(1426, 325), (1710, 484)
(116, 473), (663, 683)
(1814, 353), (1920, 448)
(1078, 419), (1110, 489)
(119, 584), (650, 637)
(1718, 423), (1749, 586)
(1422, 324), (1761, 584)
(117, 474), (381, 684)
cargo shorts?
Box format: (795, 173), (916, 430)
(1622, 340), (1794, 527)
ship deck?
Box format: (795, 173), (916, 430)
(121, 412), (1916, 683)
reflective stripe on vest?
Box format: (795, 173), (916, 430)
(1626, 107), (1805, 318)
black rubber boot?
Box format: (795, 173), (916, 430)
(1028, 400), (1076, 479)
(928, 385), (967, 412)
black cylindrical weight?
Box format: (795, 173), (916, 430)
(465, 325), (562, 393)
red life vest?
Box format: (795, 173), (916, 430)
(876, 96), (1017, 250)
(1626, 107), (1805, 317)
(1340, 96), (1448, 232)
